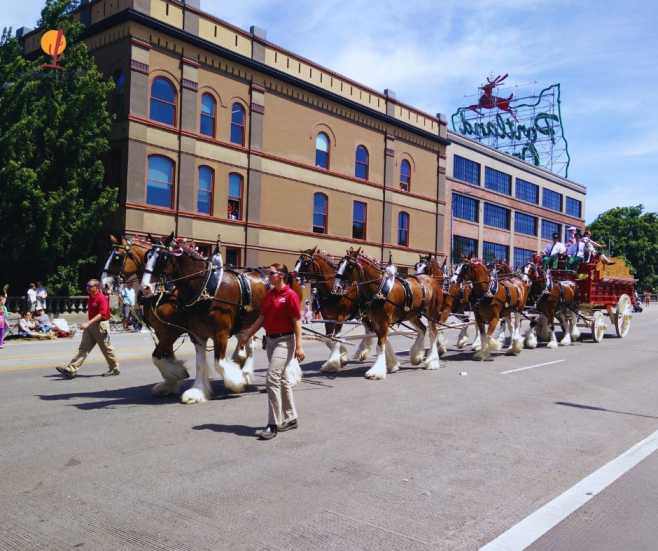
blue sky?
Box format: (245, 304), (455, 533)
(5, 0), (658, 222)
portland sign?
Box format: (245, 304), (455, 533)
(451, 75), (571, 177)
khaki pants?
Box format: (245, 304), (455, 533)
(266, 335), (297, 427)
(66, 321), (118, 372)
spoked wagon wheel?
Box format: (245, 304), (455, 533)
(614, 294), (632, 338)
(591, 310), (606, 343)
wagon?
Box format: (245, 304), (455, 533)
(550, 255), (635, 342)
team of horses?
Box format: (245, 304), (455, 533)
(100, 234), (588, 403)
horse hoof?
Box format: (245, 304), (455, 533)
(151, 381), (179, 396)
(365, 369), (386, 380)
(423, 359), (440, 370)
(181, 388), (209, 404)
(387, 362), (400, 374)
(546, 341), (558, 350)
(410, 353), (425, 366)
(320, 361), (341, 373)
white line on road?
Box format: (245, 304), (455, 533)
(480, 428), (658, 550)
(500, 360), (565, 375)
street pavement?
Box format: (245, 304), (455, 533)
(0, 308), (657, 550)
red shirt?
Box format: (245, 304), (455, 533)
(88, 291), (111, 321)
(261, 285), (301, 334)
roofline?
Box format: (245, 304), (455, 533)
(21, 5), (450, 147)
(448, 130), (586, 194)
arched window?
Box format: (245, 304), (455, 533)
(149, 77), (177, 126)
(197, 166), (214, 215)
(112, 69), (126, 115)
(228, 173), (243, 220)
(146, 155), (175, 208)
(200, 93), (217, 137)
(315, 132), (330, 169)
(398, 211), (410, 246)
(400, 159), (411, 192)
(355, 145), (369, 180)
(313, 192), (328, 233)
(230, 103), (246, 145)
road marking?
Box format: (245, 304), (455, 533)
(500, 360), (565, 375)
(480, 428), (658, 550)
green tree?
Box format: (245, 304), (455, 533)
(589, 205), (658, 291)
(0, 0), (117, 296)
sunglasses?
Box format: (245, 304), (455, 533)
(268, 270), (280, 276)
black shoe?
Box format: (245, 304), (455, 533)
(56, 366), (76, 379)
(278, 418), (298, 432)
(101, 367), (121, 377)
(257, 425), (277, 440)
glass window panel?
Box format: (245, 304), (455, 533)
(146, 156), (174, 208)
(515, 178), (539, 204)
(485, 167), (512, 195)
(315, 133), (330, 168)
(514, 212), (537, 236)
(452, 193), (479, 222)
(514, 247), (535, 270)
(566, 197), (582, 218)
(483, 241), (509, 263)
(149, 77), (176, 126)
(452, 235), (478, 259)
(197, 166), (213, 214)
(542, 188), (563, 212)
(313, 193), (328, 233)
(400, 159), (411, 191)
(352, 201), (367, 239)
(541, 219), (562, 240)
(230, 103), (245, 145)
(453, 155), (480, 186)
(228, 173), (242, 220)
(355, 145), (369, 179)
(398, 212), (409, 246)
(483, 203), (510, 229)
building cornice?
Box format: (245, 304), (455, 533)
(69, 8), (451, 147)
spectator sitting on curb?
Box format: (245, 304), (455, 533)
(18, 311), (55, 340)
(35, 308), (54, 333)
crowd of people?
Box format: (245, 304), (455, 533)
(541, 225), (614, 274)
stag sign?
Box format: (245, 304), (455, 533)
(451, 75), (570, 177)
(40, 29), (67, 70)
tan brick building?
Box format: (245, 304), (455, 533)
(21, 0), (585, 269)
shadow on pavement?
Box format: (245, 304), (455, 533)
(36, 380), (262, 409)
(192, 423), (256, 437)
(555, 401), (658, 420)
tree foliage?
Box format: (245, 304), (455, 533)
(0, 0), (117, 296)
(589, 205), (658, 291)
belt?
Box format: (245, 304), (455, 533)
(267, 332), (293, 339)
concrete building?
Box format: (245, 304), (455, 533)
(21, 0), (585, 269)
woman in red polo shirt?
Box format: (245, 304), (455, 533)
(240, 263), (304, 440)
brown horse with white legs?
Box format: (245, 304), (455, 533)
(140, 236), (303, 399)
(454, 259), (529, 360)
(100, 235), (191, 397)
(522, 261), (580, 349)
(293, 247), (374, 372)
(333, 248), (444, 380)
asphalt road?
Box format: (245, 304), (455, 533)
(0, 308), (657, 550)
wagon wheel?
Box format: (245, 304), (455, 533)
(591, 310), (606, 343)
(614, 294), (632, 338)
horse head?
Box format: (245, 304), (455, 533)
(101, 234), (152, 291)
(333, 247), (365, 295)
(414, 254), (431, 275)
(140, 234), (183, 297)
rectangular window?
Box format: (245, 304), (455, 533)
(352, 201), (367, 240)
(515, 178), (539, 204)
(541, 219), (562, 240)
(542, 188), (563, 212)
(483, 241), (509, 263)
(228, 174), (243, 220)
(452, 235), (478, 260)
(452, 193), (479, 222)
(453, 155), (480, 186)
(566, 197), (582, 218)
(225, 247), (241, 267)
(514, 247), (535, 270)
(484, 203), (510, 230)
(485, 167), (512, 195)
(514, 212), (538, 236)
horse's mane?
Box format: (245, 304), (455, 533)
(176, 241), (207, 261)
(355, 251), (383, 270)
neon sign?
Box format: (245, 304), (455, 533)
(451, 77), (570, 177)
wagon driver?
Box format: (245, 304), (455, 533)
(239, 264), (304, 440)
(542, 232), (565, 271)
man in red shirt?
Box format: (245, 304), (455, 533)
(56, 279), (119, 378)
(240, 264), (304, 440)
